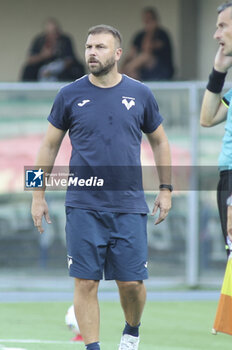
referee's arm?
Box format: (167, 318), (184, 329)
(228, 206), (232, 241)
(227, 194), (232, 241)
(200, 89), (227, 127)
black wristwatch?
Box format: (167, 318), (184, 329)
(159, 184), (173, 192)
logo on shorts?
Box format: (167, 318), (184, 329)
(25, 168), (44, 188)
(67, 256), (73, 269)
(144, 261), (148, 268)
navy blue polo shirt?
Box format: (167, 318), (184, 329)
(48, 74), (163, 213)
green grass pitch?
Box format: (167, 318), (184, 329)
(0, 301), (231, 350)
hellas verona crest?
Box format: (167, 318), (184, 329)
(122, 96), (135, 110)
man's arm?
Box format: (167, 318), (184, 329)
(200, 45), (232, 127)
(227, 194), (232, 242)
(146, 124), (172, 225)
(200, 90), (227, 127)
(31, 123), (66, 233)
(26, 38), (54, 65)
(228, 206), (232, 242)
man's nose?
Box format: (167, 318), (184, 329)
(214, 28), (220, 40)
(89, 47), (97, 55)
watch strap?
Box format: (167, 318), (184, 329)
(159, 184), (173, 192)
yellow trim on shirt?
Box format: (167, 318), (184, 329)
(222, 97), (230, 109)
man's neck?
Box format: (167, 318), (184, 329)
(89, 71), (122, 88)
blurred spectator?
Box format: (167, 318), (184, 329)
(21, 18), (85, 82)
(121, 7), (174, 81)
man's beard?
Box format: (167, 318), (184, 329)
(87, 56), (116, 77)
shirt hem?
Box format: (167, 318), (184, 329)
(65, 202), (149, 214)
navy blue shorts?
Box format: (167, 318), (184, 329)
(65, 207), (148, 281)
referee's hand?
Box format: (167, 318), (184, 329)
(152, 190), (172, 225)
(227, 206), (232, 242)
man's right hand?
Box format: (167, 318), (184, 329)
(31, 196), (51, 234)
(29, 124), (65, 233)
(214, 45), (232, 73)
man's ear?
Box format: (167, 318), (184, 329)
(115, 48), (123, 61)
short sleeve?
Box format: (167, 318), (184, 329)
(141, 90), (163, 133)
(222, 89), (232, 108)
(47, 90), (70, 131)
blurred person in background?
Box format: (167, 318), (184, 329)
(21, 18), (85, 82)
(121, 7), (174, 81)
(200, 2), (232, 255)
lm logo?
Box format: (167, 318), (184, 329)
(25, 168), (44, 188)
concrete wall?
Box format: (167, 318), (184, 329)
(1, 0), (180, 81)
